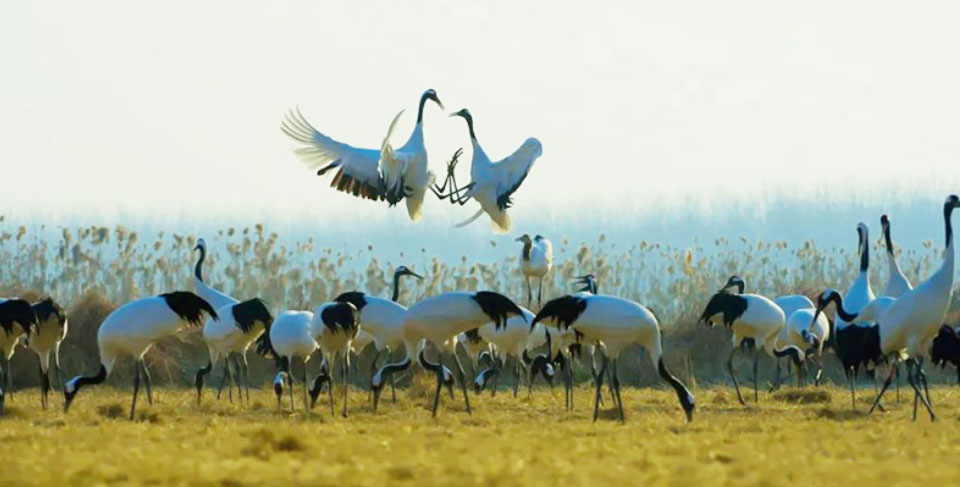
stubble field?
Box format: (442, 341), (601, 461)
(3, 380), (960, 487)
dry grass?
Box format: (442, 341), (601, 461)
(2, 382), (960, 487)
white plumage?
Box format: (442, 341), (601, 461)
(370, 290), (526, 415)
(64, 292), (218, 419)
(282, 90), (444, 221)
(195, 298), (273, 404)
(534, 293), (695, 422)
(699, 287), (803, 405)
(25, 298), (68, 409)
(437, 109), (543, 233)
(517, 234), (553, 308)
(838, 223), (876, 329)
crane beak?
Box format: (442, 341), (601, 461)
(406, 270), (423, 280)
(432, 95), (445, 110)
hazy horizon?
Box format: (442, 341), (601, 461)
(3, 1), (960, 229)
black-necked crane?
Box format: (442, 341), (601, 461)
(881, 214), (913, 297)
(699, 283), (803, 405)
(370, 291), (525, 416)
(867, 195), (960, 421)
(194, 298), (274, 405)
(63, 292), (218, 419)
(516, 234), (553, 308)
(434, 108), (543, 233)
(282, 89), (444, 221)
(533, 293), (695, 423)
(333, 265), (421, 404)
(26, 298), (68, 409)
(0, 298), (37, 411)
(312, 301), (361, 417)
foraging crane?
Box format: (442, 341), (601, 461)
(867, 195), (960, 421)
(699, 284), (803, 405)
(517, 234), (553, 308)
(63, 292), (218, 419)
(195, 298), (274, 405)
(193, 238), (238, 310)
(0, 298), (37, 408)
(256, 310), (316, 413)
(333, 265), (422, 403)
(26, 298), (68, 410)
(769, 294), (818, 388)
(435, 108), (543, 233)
(533, 293), (695, 423)
(811, 289), (894, 409)
(370, 291), (525, 416)
(470, 306), (555, 397)
(282, 89), (444, 221)
(311, 301), (361, 417)
(881, 214), (913, 297)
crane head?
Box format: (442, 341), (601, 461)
(515, 234), (532, 244)
(394, 265), (423, 280)
(422, 89), (444, 110)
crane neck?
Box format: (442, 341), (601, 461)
(945, 202), (955, 250)
(417, 92), (429, 124)
(194, 246), (206, 282)
(391, 272), (402, 302)
(859, 231), (870, 273)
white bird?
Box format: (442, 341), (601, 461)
(699, 283), (804, 405)
(370, 291), (526, 415)
(881, 214), (913, 297)
(255, 310), (318, 413)
(838, 223), (876, 329)
(26, 298), (68, 410)
(282, 89), (444, 221)
(435, 108), (543, 233)
(533, 293), (696, 423)
(771, 296), (830, 388)
(868, 195), (960, 421)
(0, 298), (37, 410)
(333, 265), (422, 403)
(517, 234), (553, 308)
(194, 298), (274, 405)
(311, 301), (361, 417)
(63, 292), (218, 419)
(193, 238), (237, 310)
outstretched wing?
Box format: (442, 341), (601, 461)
(281, 108), (385, 201)
(379, 110), (408, 205)
(492, 138), (543, 211)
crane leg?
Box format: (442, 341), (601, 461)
(38, 360), (48, 410)
(525, 278), (532, 308)
(537, 278), (544, 310)
(918, 358), (932, 408)
(564, 357), (573, 411)
(129, 360), (141, 421)
(727, 347), (745, 406)
(612, 357), (624, 423)
(769, 358), (782, 393)
(301, 357), (311, 416)
(592, 354), (609, 422)
(54, 345), (63, 391)
(849, 368), (856, 410)
(342, 355), (349, 418)
(431, 353), (444, 418)
(753, 347), (759, 404)
(869, 362), (896, 414)
(140, 360), (153, 406)
(453, 352), (472, 414)
(241, 353), (251, 404)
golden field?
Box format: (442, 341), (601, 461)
(3, 380), (960, 487)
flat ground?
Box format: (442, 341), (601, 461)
(2, 378), (959, 487)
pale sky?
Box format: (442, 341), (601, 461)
(2, 1), (960, 227)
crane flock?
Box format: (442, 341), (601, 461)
(1, 90), (958, 426)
